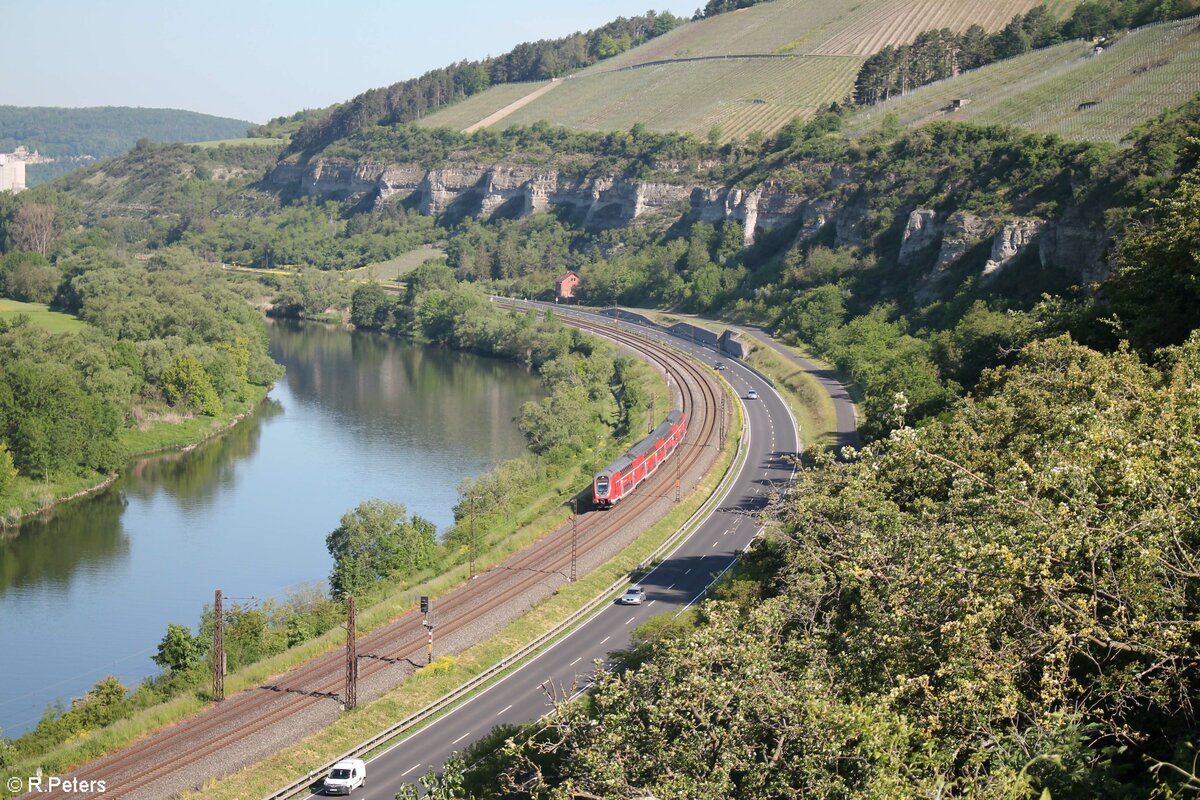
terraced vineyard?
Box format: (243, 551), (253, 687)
(491, 55), (864, 140)
(418, 0), (1074, 140)
(412, 82), (546, 132)
(810, 0), (1079, 55)
(843, 16), (1200, 143)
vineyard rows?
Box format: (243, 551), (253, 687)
(415, 83), (544, 131)
(811, 0), (1071, 56)
(843, 16), (1200, 144)
(493, 55), (863, 141)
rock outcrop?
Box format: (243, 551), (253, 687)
(898, 209), (941, 267)
(266, 155), (1111, 298)
(982, 218), (1045, 281)
(268, 158), (806, 243)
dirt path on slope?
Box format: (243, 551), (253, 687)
(463, 79), (562, 132)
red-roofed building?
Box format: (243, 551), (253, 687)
(555, 270), (581, 301)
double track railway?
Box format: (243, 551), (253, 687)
(32, 314), (723, 800)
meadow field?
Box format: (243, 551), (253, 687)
(0, 299), (85, 333)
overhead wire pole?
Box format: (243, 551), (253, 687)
(212, 589), (224, 702)
(469, 495), (479, 580)
(570, 498), (578, 583)
(719, 395), (726, 450)
(344, 594), (358, 710)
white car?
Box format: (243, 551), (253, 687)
(323, 758), (365, 795)
(618, 586), (646, 605)
(746, 389), (758, 400)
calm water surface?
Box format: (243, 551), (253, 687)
(0, 321), (542, 736)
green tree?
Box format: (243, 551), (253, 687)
(350, 281), (391, 330)
(1106, 160), (1200, 353)
(153, 623), (203, 674)
(0, 441), (15, 495)
(517, 384), (598, 457)
(161, 353), (223, 416)
(326, 500), (440, 597)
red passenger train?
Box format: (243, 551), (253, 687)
(592, 410), (687, 508)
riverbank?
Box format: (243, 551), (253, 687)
(1, 314), (666, 792)
(0, 384), (272, 529)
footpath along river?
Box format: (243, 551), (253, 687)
(0, 320), (543, 737)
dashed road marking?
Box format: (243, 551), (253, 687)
(647, 599), (656, 606)
(625, 616), (635, 625)
(570, 656), (583, 666)
(401, 763), (421, 777)
(497, 704), (512, 716)
(600, 635), (610, 645)
(452, 731), (471, 744)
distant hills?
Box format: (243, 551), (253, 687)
(0, 106), (253, 186)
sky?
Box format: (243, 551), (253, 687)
(1, 1), (696, 124)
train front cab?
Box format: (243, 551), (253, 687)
(593, 470), (614, 508)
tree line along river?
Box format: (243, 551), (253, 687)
(0, 320), (545, 738)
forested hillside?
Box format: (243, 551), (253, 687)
(286, 11), (682, 155)
(0, 106), (253, 185)
(5, 0), (1200, 793)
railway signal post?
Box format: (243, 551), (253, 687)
(570, 498), (578, 583)
(421, 595), (433, 664)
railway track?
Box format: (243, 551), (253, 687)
(30, 314), (723, 799)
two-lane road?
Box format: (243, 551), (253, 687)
(309, 309), (803, 798)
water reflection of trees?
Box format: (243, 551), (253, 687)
(0, 490), (129, 596)
(121, 398), (283, 504)
(270, 322), (543, 460)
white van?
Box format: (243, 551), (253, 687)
(323, 758), (365, 795)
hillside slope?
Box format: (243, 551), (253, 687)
(417, 0), (1076, 139)
(0, 106), (253, 186)
(843, 16), (1200, 143)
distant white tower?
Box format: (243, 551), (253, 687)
(0, 152), (26, 193)
(0, 147), (55, 193)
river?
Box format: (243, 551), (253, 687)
(0, 320), (544, 738)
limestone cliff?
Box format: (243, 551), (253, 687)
(266, 158), (804, 243)
(266, 155), (1111, 301)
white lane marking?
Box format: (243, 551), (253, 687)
(401, 763), (421, 777)
(723, 529), (730, 536)
(684, 568), (692, 574)
(647, 599), (656, 607)
(452, 731), (471, 745)
(600, 636), (610, 645)
(666, 583), (675, 590)
(712, 541), (718, 548)
(570, 656), (583, 666)
(625, 616), (635, 625)
(497, 704), (513, 716)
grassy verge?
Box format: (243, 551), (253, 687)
(183, 383), (745, 800)
(118, 385), (271, 456)
(0, 298), (85, 333)
(742, 341), (839, 454)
